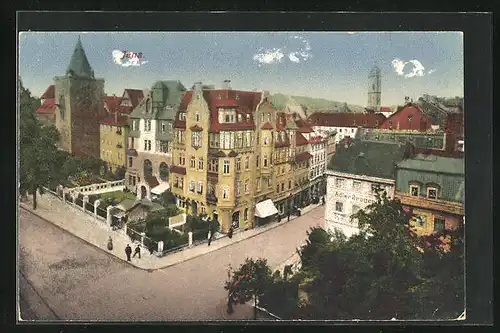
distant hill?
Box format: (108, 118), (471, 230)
(269, 93), (366, 115)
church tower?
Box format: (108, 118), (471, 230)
(54, 36), (105, 157)
(367, 65), (381, 111)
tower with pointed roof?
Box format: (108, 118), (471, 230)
(54, 36), (105, 157)
(367, 65), (382, 111)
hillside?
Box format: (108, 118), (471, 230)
(269, 93), (366, 115)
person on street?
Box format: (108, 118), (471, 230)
(133, 245), (141, 259)
(125, 244), (132, 261)
(107, 236), (113, 251)
(287, 210), (291, 222)
(322, 196), (326, 206)
(207, 230), (212, 246)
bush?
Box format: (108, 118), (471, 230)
(185, 215), (209, 241)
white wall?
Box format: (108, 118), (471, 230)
(137, 118), (157, 153)
(312, 126), (358, 143)
(324, 171), (395, 238)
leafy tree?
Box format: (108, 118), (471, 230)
(295, 192), (464, 320)
(298, 227), (334, 273)
(225, 258), (274, 320)
(19, 82), (64, 209)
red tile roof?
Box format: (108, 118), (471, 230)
(170, 166), (186, 175)
(190, 125), (203, 131)
(177, 89), (262, 133)
(307, 112), (385, 128)
(40, 85), (55, 99)
(295, 118), (314, 133)
(261, 122), (273, 130)
(296, 132), (309, 146)
(123, 89), (145, 108)
(99, 115), (128, 126)
(36, 99), (56, 114)
(295, 152), (313, 162)
(104, 96), (130, 115)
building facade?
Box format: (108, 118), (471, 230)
(125, 81), (186, 199)
(53, 36), (106, 158)
(99, 113), (129, 172)
(324, 139), (407, 237)
(395, 154), (464, 236)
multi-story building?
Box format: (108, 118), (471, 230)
(308, 134), (327, 196)
(324, 138), (407, 237)
(99, 113), (129, 173)
(308, 112), (386, 143)
(395, 154), (464, 236)
(125, 81), (186, 200)
(53, 36), (106, 158)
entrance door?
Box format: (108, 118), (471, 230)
(191, 201), (198, 216)
(232, 211), (240, 228)
(140, 186), (147, 199)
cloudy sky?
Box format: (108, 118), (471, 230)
(19, 32), (463, 106)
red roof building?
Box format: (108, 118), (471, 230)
(122, 89), (145, 108)
(379, 103), (432, 131)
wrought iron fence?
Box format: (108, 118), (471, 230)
(96, 206), (107, 219)
(85, 202), (94, 212)
(74, 197), (84, 208)
(64, 192), (72, 202)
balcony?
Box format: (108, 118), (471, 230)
(206, 193), (218, 203)
(396, 192), (464, 216)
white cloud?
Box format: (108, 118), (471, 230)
(391, 58), (426, 78)
(252, 48), (285, 65)
(253, 35), (313, 65)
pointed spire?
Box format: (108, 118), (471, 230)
(66, 36), (94, 78)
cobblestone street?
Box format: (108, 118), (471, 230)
(18, 204), (324, 321)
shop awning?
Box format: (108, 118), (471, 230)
(255, 199), (279, 218)
(151, 182), (170, 195)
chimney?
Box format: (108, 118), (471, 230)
(222, 79), (231, 90)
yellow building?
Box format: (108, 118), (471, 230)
(99, 113), (129, 172)
(169, 82), (318, 232)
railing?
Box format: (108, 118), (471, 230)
(68, 179), (125, 195)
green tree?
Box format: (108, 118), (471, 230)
(19, 81), (64, 209)
(296, 192), (464, 320)
(225, 258), (274, 320)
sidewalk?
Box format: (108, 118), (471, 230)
(20, 192), (322, 271)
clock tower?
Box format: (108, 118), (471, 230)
(54, 36), (105, 157)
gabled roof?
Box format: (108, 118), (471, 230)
(308, 112), (385, 128)
(295, 118), (314, 133)
(66, 36), (93, 78)
(295, 152), (313, 162)
(328, 139), (407, 180)
(36, 99), (56, 114)
(40, 85), (55, 99)
(177, 88), (261, 133)
(261, 122), (273, 130)
(123, 89), (144, 108)
(274, 131), (291, 148)
(296, 132), (309, 146)
(104, 96), (126, 114)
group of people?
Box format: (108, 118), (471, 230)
(107, 237), (141, 262)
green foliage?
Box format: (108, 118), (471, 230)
(225, 258), (273, 304)
(184, 214), (209, 241)
(100, 191), (136, 206)
(19, 81), (64, 209)
(143, 211), (188, 250)
(292, 194), (464, 320)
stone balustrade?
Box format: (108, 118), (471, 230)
(67, 179), (125, 195)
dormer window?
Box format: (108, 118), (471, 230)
(145, 98), (152, 113)
(410, 184), (420, 197)
(246, 114), (251, 122)
(235, 94), (240, 100)
(225, 115), (230, 123)
(179, 113), (186, 121)
(238, 114), (242, 122)
(217, 94), (222, 100)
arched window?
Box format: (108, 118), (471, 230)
(143, 159), (153, 178)
(159, 162), (169, 180)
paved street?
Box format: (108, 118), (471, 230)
(18, 205), (324, 321)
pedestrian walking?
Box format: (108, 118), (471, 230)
(287, 210), (291, 222)
(227, 226), (233, 239)
(107, 236), (113, 251)
(133, 245), (141, 259)
(125, 244), (132, 261)
(207, 230), (212, 246)
(297, 207), (302, 216)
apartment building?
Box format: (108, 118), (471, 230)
(125, 81), (186, 200)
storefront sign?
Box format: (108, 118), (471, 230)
(333, 191), (377, 205)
